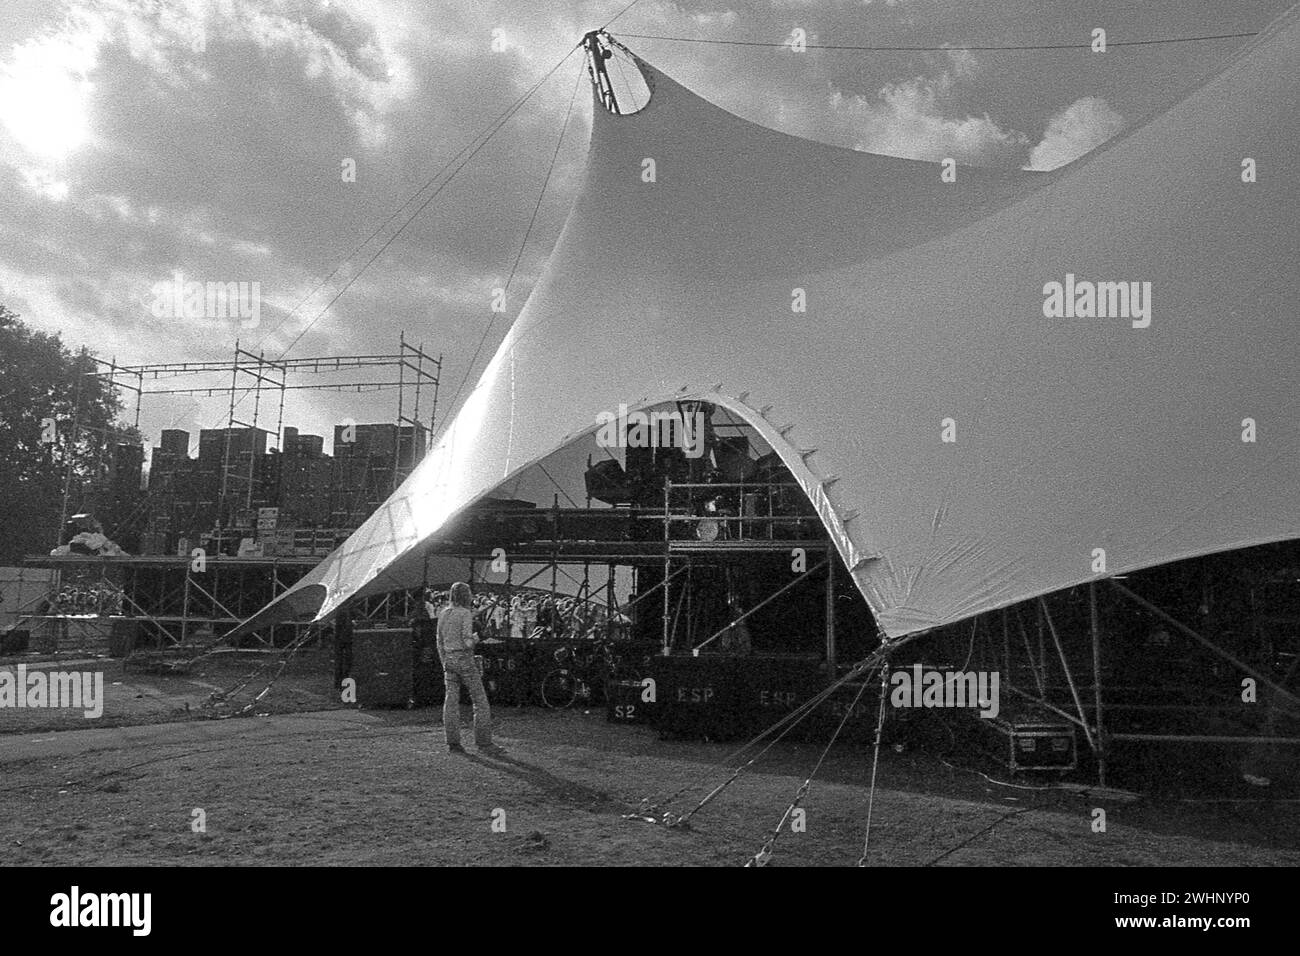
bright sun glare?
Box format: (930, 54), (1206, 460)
(0, 38), (95, 160)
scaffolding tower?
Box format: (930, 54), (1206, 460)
(81, 335), (443, 551)
(30, 335), (443, 644)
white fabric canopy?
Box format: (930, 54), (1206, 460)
(236, 11), (1300, 640)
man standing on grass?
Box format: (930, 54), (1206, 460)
(437, 582), (505, 756)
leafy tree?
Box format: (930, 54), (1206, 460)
(0, 304), (139, 562)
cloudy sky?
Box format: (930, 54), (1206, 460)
(0, 0), (1289, 458)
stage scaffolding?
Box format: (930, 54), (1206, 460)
(26, 334), (442, 650)
(89, 333), (441, 551)
(12, 554), (321, 656)
(19, 372), (1300, 784)
(92, 332), (441, 446)
(922, 567), (1300, 786)
(412, 482), (839, 665)
(386, 487), (1300, 785)
(13, 475), (838, 658)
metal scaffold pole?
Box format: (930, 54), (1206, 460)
(825, 550), (836, 672)
(218, 340), (240, 555)
(662, 477), (670, 656)
(1090, 582), (1107, 787)
(430, 353), (442, 441)
(393, 331), (405, 494)
(57, 363), (84, 551)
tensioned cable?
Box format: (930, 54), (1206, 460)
(856, 665), (891, 865)
(245, 25), (1260, 394)
(537, 460), (580, 508)
(430, 59), (585, 443)
(276, 45), (584, 361)
(631, 639), (914, 825)
(193, 42), (583, 437)
(135, 24), (1261, 444)
(504, 64), (587, 314)
(611, 47), (640, 111)
(384, 21), (1268, 453)
(745, 671), (874, 866)
(250, 73), (555, 356)
(600, 0), (649, 32)
(617, 30), (1259, 52)
(923, 806), (1034, 866)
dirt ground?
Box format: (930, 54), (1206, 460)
(1, 649), (1297, 866)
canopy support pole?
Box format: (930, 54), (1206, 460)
(1014, 605), (1046, 697)
(1001, 609), (1010, 681)
(606, 562), (617, 638)
(583, 31), (621, 115)
(685, 558), (693, 647)
(1037, 604), (1047, 690)
(1005, 684), (1091, 731)
(181, 565), (192, 646)
(669, 577), (687, 648)
(1089, 582), (1107, 787)
(825, 551), (837, 673)
(550, 494), (559, 605)
(1108, 579), (1300, 714)
(1039, 596), (1096, 752)
(663, 477), (671, 655)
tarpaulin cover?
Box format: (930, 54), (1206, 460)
(233, 11), (1300, 640)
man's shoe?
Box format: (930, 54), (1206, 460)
(448, 743), (466, 754)
(478, 743), (508, 757)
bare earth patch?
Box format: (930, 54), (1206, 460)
(1, 696), (1297, 866)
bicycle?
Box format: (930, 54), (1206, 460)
(538, 638), (652, 709)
